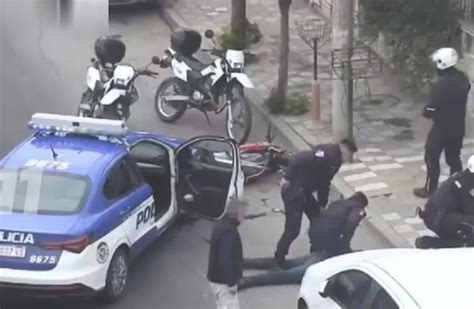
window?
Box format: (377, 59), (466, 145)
(0, 168), (89, 215)
(129, 141), (168, 165)
(329, 270), (373, 307)
(123, 155), (144, 186)
(370, 289), (399, 309)
(103, 159), (134, 200)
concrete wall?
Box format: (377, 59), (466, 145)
(0, 0), (109, 155)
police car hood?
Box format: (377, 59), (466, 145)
(0, 212), (80, 243)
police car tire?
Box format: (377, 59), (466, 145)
(101, 248), (129, 303)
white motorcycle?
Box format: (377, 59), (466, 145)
(155, 29), (254, 145)
(78, 56), (161, 120)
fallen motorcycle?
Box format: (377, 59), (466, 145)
(215, 124), (292, 182)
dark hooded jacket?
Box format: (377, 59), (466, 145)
(284, 143), (342, 207)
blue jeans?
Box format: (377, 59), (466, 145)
(240, 252), (326, 289)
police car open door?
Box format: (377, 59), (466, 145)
(175, 136), (244, 219)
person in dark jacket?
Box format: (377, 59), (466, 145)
(274, 139), (358, 267)
(414, 47), (471, 199)
(238, 192), (368, 290)
(416, 155), (474, 248)
(207, 199), (249, 309)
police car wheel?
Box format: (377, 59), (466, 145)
(101, 248), (129, 303)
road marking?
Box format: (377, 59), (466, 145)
(393, 224), (414, 234)
(358, 155), (393, 163)
(355, 182), (389, 192)
(358, 148), (382, 154)
(340, 163), (367, 172)
(394, 155), (424, 163)
(404, 217), (423, 225)
(382, 213), (401, 221)
(416, 229), (436, 237)
(462, 147), (474, 154)
(369, 163), (403, 171)
(343, 172), (377, 182)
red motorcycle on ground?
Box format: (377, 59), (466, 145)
(215, 124), (292, 183)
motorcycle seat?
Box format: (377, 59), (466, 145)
(180, 55), (211, 71)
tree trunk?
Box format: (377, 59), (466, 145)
(231, 0), (247, 49)
(275, 0), (292, 112)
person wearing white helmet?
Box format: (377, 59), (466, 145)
(414, 47), (471, 198)
(416, 155), (474, 248)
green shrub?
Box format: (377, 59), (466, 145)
(284, 92), (309, 115)
(217, 22), (263, 50)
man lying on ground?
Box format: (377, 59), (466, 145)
(238, 192), (369, 290)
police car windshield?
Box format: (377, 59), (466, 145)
(0, 168), (88, 215)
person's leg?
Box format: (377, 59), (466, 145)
(444, 139), (463, 176)
(243, 257), (280, 270)
(274, 187), (304, 263)
(239, 253), (326, 290)
(244, 254), (315, 271)
(238, 267), (303, 290)
(414, 147), (443, 198)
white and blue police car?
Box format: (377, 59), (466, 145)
(0, 113), (244, 303)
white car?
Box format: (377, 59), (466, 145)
(298, 248), (474, 309)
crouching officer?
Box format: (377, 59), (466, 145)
(274, 139), (358, 267)
(309, 191), (368, 257)
(414, 47), (471, 198)
(416, 155), (474, 248)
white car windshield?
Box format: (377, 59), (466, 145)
(0, 168), (88, 215)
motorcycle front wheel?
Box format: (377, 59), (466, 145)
(225, 85), (252, 145)
(154, 77), (187, 123)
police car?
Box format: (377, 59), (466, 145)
(0, 113), (244, 303)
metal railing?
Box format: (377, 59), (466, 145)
(453, 0), (474, 18)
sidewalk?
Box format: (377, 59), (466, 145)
(159, 0), (474, 247)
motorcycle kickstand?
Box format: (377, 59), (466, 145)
(201, 110), (212, 127)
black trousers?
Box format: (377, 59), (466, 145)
(240, 253), (326, 289)
(275, 183), (319, 259)
(424, 136), (463, 193)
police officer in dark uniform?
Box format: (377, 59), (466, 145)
(416, 155), (474, 248)
(274, 139), (358, 267)
(414, 47), (471, 198)
(237, 192), (368, 290)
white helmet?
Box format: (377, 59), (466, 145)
(431, 48), (458, 70)
(468, 155), (474, 173)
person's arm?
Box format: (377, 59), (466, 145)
(342, 207), (366, 244)
(316, 183), (330, 208)
(423, 80), (444, 119)
(217, 231), (242, 287)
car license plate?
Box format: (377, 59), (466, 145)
(0, 245), (26, 258)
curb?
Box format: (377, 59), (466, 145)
(246, 91), (411, 249)
(158, 5), (409, 248)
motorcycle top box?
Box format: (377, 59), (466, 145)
(170, 28), (201, 57)
(94, 35), (126, 65)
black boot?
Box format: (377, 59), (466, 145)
(415, 236), (440, 249)
(413, 187), (431, 199)
(274, 253), (289, 270)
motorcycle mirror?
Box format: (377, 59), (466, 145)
(204, 29), (214, 39)
(151, 56), (161, 65)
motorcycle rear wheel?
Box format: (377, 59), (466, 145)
(154, 77), (187, 123)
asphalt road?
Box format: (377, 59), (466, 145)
(0, 3), (391, 309)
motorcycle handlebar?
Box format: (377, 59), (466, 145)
(137, 69), (159, 78)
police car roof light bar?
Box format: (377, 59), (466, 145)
(28, 113), (128, 137)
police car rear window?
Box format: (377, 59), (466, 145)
(0, 168), (89, 215)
